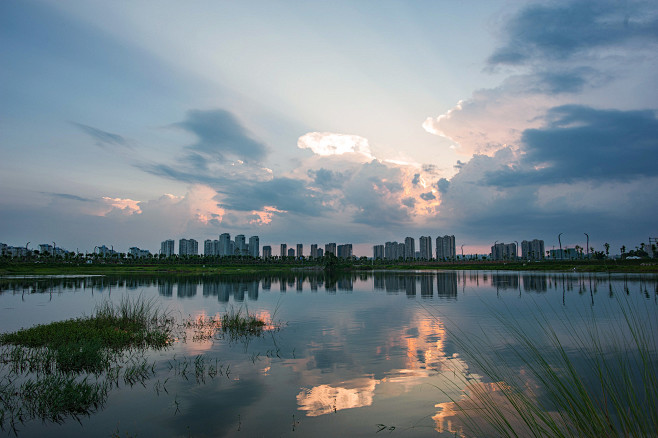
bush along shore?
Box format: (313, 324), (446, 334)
(0, 297), (276, 434)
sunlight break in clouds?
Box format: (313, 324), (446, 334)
(249, 205), (287, 225)
(298, 132), (374, 160)
(101, 197), (142, 215)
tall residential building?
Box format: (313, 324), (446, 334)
(325, 243), (336, 257)
(219, 233), (231, 256)
(262, 245), (272, 258)
(337, 244), (352, 259)
(404, 237), (415, 260)
(436, 235), (456, 260)
(287, 248), (295, 257)
(521, 239), (545, 260)
(179, 238), (198, 256)
(280, 243), (287, 258)
(310, 244), (318, 259)
(161, 239), (175, 257)
(235, 235), (246, 256)
(419, 236), (432, 260)
(248, 236), (260, 258)
(491, 242), (516, 261)
(317, 248), (324, 258)
(296, 244), (303, 258)
(204, 239), (218, 256)
(385, 241), (398, 260)
(398, 242), (405, 259)
(373, 245), (384, 260)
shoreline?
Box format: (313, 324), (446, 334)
(1, 260), (657, 275)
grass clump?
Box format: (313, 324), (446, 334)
(0, 296), (172, 373)
(0, 296), (173, 431)
(438, 296), (658, 437)
(221, 308), (266, 336)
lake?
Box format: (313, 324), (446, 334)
(1, 270), (656, 437)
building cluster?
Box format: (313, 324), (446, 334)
(271, 242), (352, 259)
(373, 235), (456, 261)
(162, 234), (260, 258)
(491, 239), (545, 261)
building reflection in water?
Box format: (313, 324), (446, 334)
(1, 271), (655, 303)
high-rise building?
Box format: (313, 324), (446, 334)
(385, 241), (397, 260)
(373, 245), (384, 260)
(280, 243), (287, 258)
(204, 239), (217, 256)
(129, 247), (151, 258)
(310, 244), (318, 259)
(219, 233), (231, 256)
(436, 235), (456, 260)
(296, 244), (303, 258)
(337, 244), (352, 259)
(491, 242), (516, 261)
(419, 236), (432, 260)
(235, 235), (246, 256)
(248, 236), (260, 258)
(398, 242), (405, 259)
(179, 238), (198, 256)
(404, 237), (415, 260)
(317, 248), (324, 258)
(287, 248), (295, 257)
(262, 245), (272, 258)
(161, 239), (175, 257)
(521, 239), (545, 260)
(325, 243), (336, 257)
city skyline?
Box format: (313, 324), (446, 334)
(1, 1), (657, 255)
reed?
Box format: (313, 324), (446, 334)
(438, 295), (658, 437)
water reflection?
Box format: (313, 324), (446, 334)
(1, 271), (657, 302)
(0, 270), (656, 437)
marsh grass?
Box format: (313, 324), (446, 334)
(0, 296), (173, 432)
(438, 295), (658, 437)
(0, 298), (280, 433)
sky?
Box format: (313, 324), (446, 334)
(1, 0), (657, 256)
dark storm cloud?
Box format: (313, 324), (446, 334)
(307, 168), (346, 189)
(143, 162), (327, 216)
(176, 109), (267, 163)
(217, 177), (326, 216)
(488, 1), (658, 66)
(401, 197), (416, 208)
(71, 122), (130, 148)
(44, 192), (95, 202)
(484, 105), (658, 186)
(435, 178), (449, 194)
(420, 192), (435, 201)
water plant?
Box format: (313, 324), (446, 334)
(437, 295), (658, 437)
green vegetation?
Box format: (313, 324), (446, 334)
(0, 299), (275, 433)
(439, 296), (658, 437)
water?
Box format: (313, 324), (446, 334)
(0, 271), (656, 437)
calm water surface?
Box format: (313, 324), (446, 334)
(0, 271), (656, 437)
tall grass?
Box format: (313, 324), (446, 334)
(439, 295), (658, 437)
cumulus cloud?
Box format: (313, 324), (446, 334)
(484, 105), (658, 186)
(175, 109), (268, 163)
(71, 122), (131, 149)
(488, 1), (658, 66)
(297, 132), (374, 160)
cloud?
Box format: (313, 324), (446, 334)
(420, 192), (436, 201)
(44, 192), (94, 202)
(484, 105), (658, 186)
(488, 1), (658, 66)
(71, 122), (131, 149)
(307, 168), (347, 190)
(297, 132), (374, 160)
(175, 109), (268, 163)
(102, 196), (142, 215)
